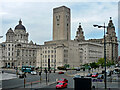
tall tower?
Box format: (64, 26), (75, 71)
(53, 6), (71, 41)
(106, 17), (118, 62)
(14, 19), (29, 43)
(74, 23), (85, 41)
(6, 28), (15, 42)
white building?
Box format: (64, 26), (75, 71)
(1, 6), (117, 69)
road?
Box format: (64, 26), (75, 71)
(2, 69), (120, 89)
(2, 70), (77, 89)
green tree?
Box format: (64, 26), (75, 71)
(97, 58), (105, 67)
(90, 62), (99, 69)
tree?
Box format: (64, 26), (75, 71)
(90, 62), (99, 69)
(64, 64), (69, 68)
(97, 58), (105, 67)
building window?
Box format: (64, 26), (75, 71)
(45, 51), (47, 53)
(48, 50), (50, 53)
(45, 55), (47, 58)
(8, 48), (10, 51)
(8, 52), (10, 56)
(51, 50), (53, 53)
(51, 55), (53, 58)
(48, 55), (50, 58)
(8, 44), (10, 46)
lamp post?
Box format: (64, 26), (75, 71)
(93, 23), (107, 89)
(54, 47), (57, 73)
(41, 54), (42, 73)
(0, 36), (3, 68)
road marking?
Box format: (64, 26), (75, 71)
(26, 79), (46, 85)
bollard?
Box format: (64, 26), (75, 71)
(24, 78), (26, 88)
(31, 82), (32, 88)
(39, 72), (41, 83)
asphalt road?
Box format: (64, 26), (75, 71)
(44, 74), (120, 89)
(2, 70), (76, 89)
(2, 69), (120, 89)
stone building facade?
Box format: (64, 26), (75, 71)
(1, 6), (118, 69)
(87, 18), (118, 62)
(0, 20), (39, 68)
(36, 6), (104, 69)
(53, 6), (71, 41)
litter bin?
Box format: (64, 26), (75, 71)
(74, 77), (92, 90)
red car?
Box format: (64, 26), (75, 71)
(56, 82), (67, 89)
(57, 78), (68, 84)
(92, 72), (98, 78)
(58, 71), (64, 74)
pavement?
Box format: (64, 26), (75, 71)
(24, 81), (56, 88)
(0, 72), (17, 81)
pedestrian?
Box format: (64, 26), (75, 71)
(24, 72), (26, 78)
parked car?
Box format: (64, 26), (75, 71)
(97, 74), (104, 79)
(57, 78), (68, 84)
(56, 82), (67, 89)
(58, 71), (64, 74)
(73, 75), (81, 78)
(31, 71), (37, 75)
(92, 72), (98, 78)
(114, 67), (120, 74)
(86, 73), (92, 77)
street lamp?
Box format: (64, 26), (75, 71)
(93, 23), (107, 89)
(54, 47), (57, 73)
(41, 54), (42, 73)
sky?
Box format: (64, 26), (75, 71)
(0, 0), (119, 55)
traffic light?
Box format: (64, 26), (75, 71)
(83, 68), (85, 71)
(39, 72), (41, 76)
(44, 68), (47, 73)
(48, 59), (50, 71)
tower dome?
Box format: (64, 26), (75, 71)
(7, 28), (14, 33)
(15, 19), (26, 31)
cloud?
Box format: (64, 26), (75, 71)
(1, 2), (118, 45)
(1, 0), (120, 2)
